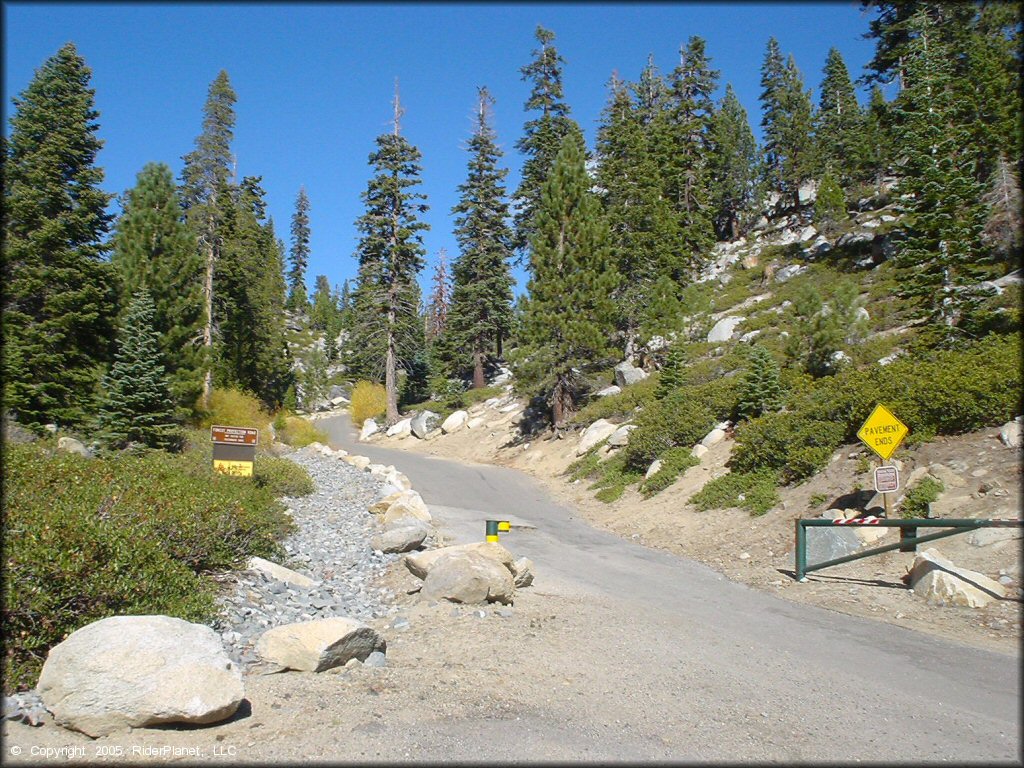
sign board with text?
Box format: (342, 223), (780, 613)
(856, 404), (908, 461)
(873, 465), (899, 493)
(211, 425), (258, 477)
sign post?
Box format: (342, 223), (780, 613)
(857, 405), (909, 517)
(211, 425), (258, 477)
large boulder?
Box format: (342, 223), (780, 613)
(613, 361), (648, 388)
(595, 385), (622, 398)
(345, 455), (371, 470)
(908, 548), (1006, 608)
(404, 541), (515, 580)
(607, 424), (636, 448)
(999, 417), (1022, 448)
(386, 418), (412, 438)
(56, 436), (93, 458)
(38, 616), (244, 737)
(359, 418), (379, 441)
(706, 316), (745, 343)
(383, 498), (432, 525)
(411, 410), (440, 439)
(577, 419), (619, 456)
(372, 519), (431, 554)
(247, 556), (318, 588)
(421, 551), (515, 605)
(441, 410), (469, 434)
(256, 618), (386, 672)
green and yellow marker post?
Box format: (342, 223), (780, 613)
(485, 520), (511, 542)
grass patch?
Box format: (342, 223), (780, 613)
(640, 447), (698, 498)
(900, 476), (944, 519)
(350, 380), (386, 426)
(691, 470), (781, 516)
(274, 414), (328, 448)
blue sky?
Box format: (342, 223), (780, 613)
(3, 2), (880, 299)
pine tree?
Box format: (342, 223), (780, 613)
(309, 274), (336, 331)
(595, 71), (674, 358)
(514, 134), (620, 427)
(425, 248), (450, 343)
(981, 155), (1023, 262)
(661, 36), (719, 273)
(856, 86), (892, 191)
(736, 344), (784, 420)
(760, 41), (815, 208)
(112, 162), (204, 409)
(447, 87), (516, 387)
(813, 168), (847, 237)
(513, 26), (585, 258)
(709, 84), (759, 240)
(655, 342), (687, 399)
(215, 177), (293, 406)
(96, 290), (181, 450)
(3, 43), (117, 429)
(181, 70), (236, 409)
(815, 48), (862, 186)
(297, 344), (329, 410)
(286, 186), (311, 312)
(349, 86), (429, 424)
(892, 8), (987, 329)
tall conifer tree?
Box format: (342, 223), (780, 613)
(709, 84), (759, 239)
(287, 186), (312, 312)
(447, 87), (516, 387)
(514, 135), (620, 427)
(3, 43), (116, 429)
(349, 86), (429, 424)
(181, 70), (236, 409)
(815, 48), (862, 185)
(893, 8), (986, 329)
(96, 290), (181, 450)
(760, 42), (815, 208)
(513, 26), (585, 258)
(112, 162), (204, 409)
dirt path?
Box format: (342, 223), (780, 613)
(4, 414), (1020, 763)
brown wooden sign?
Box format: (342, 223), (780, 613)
(211, 425), (259, 446)
(211, 426), (257, 477)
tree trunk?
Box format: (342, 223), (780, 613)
(551, 374), (571, 429)
(473, 348), (485, 389)
(201, 238), (215, 411)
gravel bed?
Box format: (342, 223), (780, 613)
(211, 446), (404, 668)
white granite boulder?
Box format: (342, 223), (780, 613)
(700, 428), (727, 448)
(386, 418), (412, 438)
(613, 361), (648, 388)
(706, 317), (745, 343)
(404, 541), (515, 580)
(421, 551), (515, 605)
(56, 436), (93, 458)
(38, 616), (244, 738)
(373, 519), (431, 553)
(411, 410), (440, 439)
(359, 419), (379, 440)
(595, 385), (622, 398)
(256, 618), (385, 672)
(577, 419), (620, 456)
(247, 556), (318, 588)
(908, 548), (1007, 608)
(441, 410), (469, 434)
(607, 424), (636, 448)
(999, 417), (1021, 448)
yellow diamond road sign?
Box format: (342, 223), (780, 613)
(857, 404), (909, 461)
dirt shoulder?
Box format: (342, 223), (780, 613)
(365, 404), (1022, 656)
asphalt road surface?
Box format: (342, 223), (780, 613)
(321, 413), (1021, 763)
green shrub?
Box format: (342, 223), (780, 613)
(195, 387), (272, 431)
(588, 452), (645, 504)
(565, 447), (604, 482)
(730, 412), (845, 483)
(900, 476), (944, 519)
(4, 443), (294, 691)
(254, 455), (316, 496)
(640, 447), (698, 498)
(572, 374), (658, 425)
(691, 470), (781, 516)
(623, 378), (738, 472)
(350, 380), (387, 426)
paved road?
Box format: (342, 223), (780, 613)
(322, 414), (1021, 762)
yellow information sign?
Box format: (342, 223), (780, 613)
(213, 459), (254, 477)
(857, 404), (909, 461)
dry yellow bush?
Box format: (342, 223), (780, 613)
(350, 380), (386, 426)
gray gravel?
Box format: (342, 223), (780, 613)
(211, 445), (403, 668)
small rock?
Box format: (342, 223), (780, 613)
(738, 552), (750, 560)
(56, 436), (93, 458)
(613, 361), (648, 388)
(363, 651), (387, 668)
